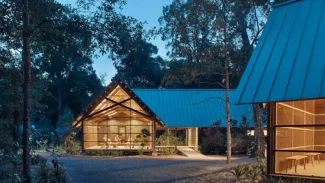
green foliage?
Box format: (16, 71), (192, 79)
(200, 118), (254, 155)
(112, 37), (167, 88)
(159, 0), (272, 89)
(156, 130), (185, 146)
(36, 161), (71, 183)
(63, 130), (82, 155)
(31, 154), (47, 165)
(159, 147), (176, 155)
(58, 107), (75, 127)
(136, 128), (151, 148)
(230, 165), (245, 180)
(245, 164), (260, 182)
(137, 149), (144, 156)
(200, 121), (226, 155)
(85, 150), (122, 156)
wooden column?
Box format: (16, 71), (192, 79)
(195, 127), (199, 151)
(152, 119), (157, 156)
(185, 128), (188, 146)
(82, 118), (85, 152)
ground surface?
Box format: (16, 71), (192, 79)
(57, 155), (254, 183)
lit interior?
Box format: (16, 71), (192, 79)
(83, 86), (154, 150)
(275, 99), (325, 177)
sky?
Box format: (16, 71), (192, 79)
(59, 0), (173, 85)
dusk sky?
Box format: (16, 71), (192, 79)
(59, 0), (173, 85)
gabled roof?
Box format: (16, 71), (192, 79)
(235, 0), (325, 104)
(133, 89), (254, 127)
(71, 81), (164, 128)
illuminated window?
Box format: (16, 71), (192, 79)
(83, 86), (153, 150)
(274, 100), (325, 178)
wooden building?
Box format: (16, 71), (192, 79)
(235, 0), (325, 181)
(72, 81), (253, 153)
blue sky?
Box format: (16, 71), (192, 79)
(59, 0), (172, 85)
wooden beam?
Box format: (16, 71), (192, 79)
(72, 98), (132, 128)
(105, 97), (152, 118)
(85, 98), (131, 119)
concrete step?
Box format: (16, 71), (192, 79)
(177, 147), (207, 159)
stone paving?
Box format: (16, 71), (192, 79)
(58, 155), (255, 183)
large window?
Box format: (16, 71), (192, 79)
(83, 86), (153, 150)
(274, 100), (325, 177)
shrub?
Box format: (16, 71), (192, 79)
(63, 130), (81, 155)
(36, 161), (71, 183)
(31, 154), (47, 165)
(200, 121), (226, 155)
(245, 164), (260, 182)
(230, 165), (245, 180)
(156, 130), (185, 146)
(85, 150), (122, 156)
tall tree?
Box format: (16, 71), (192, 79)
(159, 0), (272, 160)
(22, 0), (32, 181)
(222, 0), (232, 164)
(112, 36), (167, 88)
(1, 0), (145, 180)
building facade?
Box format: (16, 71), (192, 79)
(235, 0), (325, 181)
(72, 81), (253, 153)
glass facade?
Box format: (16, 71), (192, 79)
(274, 100), (325, 178)
(83, 86), (153, 150)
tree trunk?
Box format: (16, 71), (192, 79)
(13, 110), (19, 143)
(223, 0), (232, 164)
(57, 85), (62, 128)
(252, 103), (265, 160)
(22, 0), (31, 182)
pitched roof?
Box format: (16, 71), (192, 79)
(71, 81), (164, 128)
(133, 89), (254, 127)
(235, 0), (325, 104)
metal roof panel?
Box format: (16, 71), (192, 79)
(134, 89), (254, 127)
(236, 0), (325, 104)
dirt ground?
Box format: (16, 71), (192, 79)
(55, 155), (254, 183)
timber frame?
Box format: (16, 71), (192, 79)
(72, 80), (164, 128)
(72, 80), (164, 153)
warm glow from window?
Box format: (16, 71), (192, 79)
(274, 100), (325, 178)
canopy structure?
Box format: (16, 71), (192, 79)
(235, 0), (325, 104)
(134, 89), (254, 127)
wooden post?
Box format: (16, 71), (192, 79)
(152, 120), (157, 156)
(195, 127), (199, 151)
(82, 119), (85, 152)
(185, 128), (188, 146)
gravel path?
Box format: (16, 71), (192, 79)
(58, 156), (254, 183)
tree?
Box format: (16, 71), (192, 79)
(159, 0), (272, 161)
(112, 36), (167, 88)
(22, 0), (32, 181)
(221, 0), (232, 164)
(1, 0), (145, 181)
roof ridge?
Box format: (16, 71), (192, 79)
(273, 0), (302, 8)
(132, 89), (237, 91)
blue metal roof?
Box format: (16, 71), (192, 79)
(133, 89), (254, 127)
(235, 0), (325, 104)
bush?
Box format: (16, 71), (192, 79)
(159, 147), (176, 155)
(156, 130), (185, 146)
(63, 130), (81, 155)
(31, 154), (47, 165)
(230, 165), (245, 180)
(200, 121), (226, 155)
(36, 161), (71, 183)
(85, 150), (122, 156)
